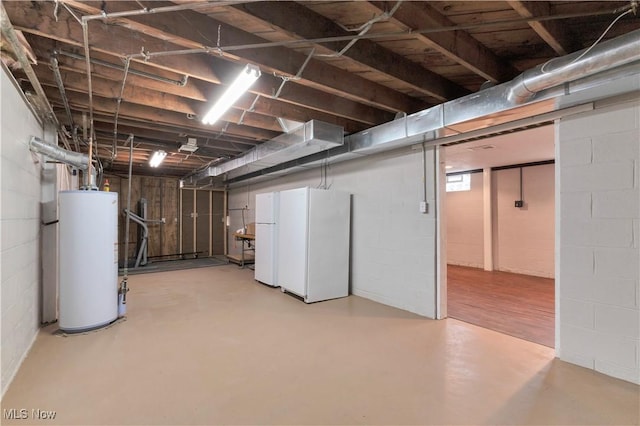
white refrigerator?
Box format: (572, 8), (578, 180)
(254, 192), (279, 286)
(277, 187), (350, 303)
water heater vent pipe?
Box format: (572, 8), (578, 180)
(29, 136), (97, 189)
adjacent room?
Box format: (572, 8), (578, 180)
(445, 125), (556, 347)
(1, 1), (639, 424)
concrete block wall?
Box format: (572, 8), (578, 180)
(446, 172), (484, 268)
(494, 164), (555, 278)
(445, 164), (554, 277)
(228, 146), (442, 318)
(557, 96), (639, 384)
(1, 67), (44, 395)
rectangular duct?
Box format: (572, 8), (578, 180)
(350, 106), (444, 154)
(187, 120), (343, 183)
(202, 29), (640, 187)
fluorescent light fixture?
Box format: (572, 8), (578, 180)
(149, 150), (167, 168)
(202, 64), (261, 125)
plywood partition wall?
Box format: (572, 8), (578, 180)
(179, 189), (226, 257)
(106, 175), (180, 263)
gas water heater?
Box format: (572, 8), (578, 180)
(59, 191), (118, 332)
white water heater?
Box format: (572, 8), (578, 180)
(59, 191), (118, 332)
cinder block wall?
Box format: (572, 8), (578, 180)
(445, 164), (555, 277)
(1, 67), (43, 395)
(446, 172), (484, 268)
(494, 164), (555, 277)
(228, 146), (442, 318)
(558, 96), (640, 384)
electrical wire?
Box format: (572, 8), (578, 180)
(317, 0), (403, 59)
(273, 48), (315, 99)
(541, 8), (634, 74)
(326, 160), (333, 189)
(569, 9), (634, 66)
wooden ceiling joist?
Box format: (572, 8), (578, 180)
(42, 86), (279, 142)
(367, 1), (520, 83)
(71, 113), (251, 153)
(35, 64), (281, 132)
(506, 1), (575, 56)
(26, 38), (370, 133)
(227, 1), (469, 102)
(8, 1), (391, 127)
(3, 1), (637, 177)
(56, 0), (426, 114)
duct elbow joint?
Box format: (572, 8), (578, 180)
(505, 74), (537, 105)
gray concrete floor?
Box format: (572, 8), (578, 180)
(2, 265), (638, 425)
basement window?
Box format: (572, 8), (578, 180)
(446, 173), (471, 192)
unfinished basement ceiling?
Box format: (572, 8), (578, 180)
(1, 1), (639, 178)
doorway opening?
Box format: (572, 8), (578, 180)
(443, 125), (556, 347)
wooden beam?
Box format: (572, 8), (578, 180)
(507, 1), (574, 55)
(234, 95), (368, 134)
(104, 150), (215, 171)
(40, 62), (368, 136)
(95, 144), (221, 167)
(68, 111), (250, 152)
(90, 116), (260, 148)
(57, 0), (426, 113)
(90, 121), (232, 153)
(106, 162), (203, 178)
(34, 65), (283, 133)
(58, 56), (208, 102)
(229, 1), (468, 102)
(2, 1), (222, 82)
(89, 129), (230, 160)
(367, 1), (519, 83)
(74, 51), (382, 129)
(25, 37), (368, 133)
(249, 72), (391, 125)
(52, 116), (222, 175)
(43, 86), (280, 141)
(19, 24), (389, 127)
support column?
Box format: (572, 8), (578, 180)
(483, 168), (493, 271)
(435, 146), (447, 319)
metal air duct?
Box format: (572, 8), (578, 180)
(351, 29), (640, 154)
(29, 136), (97, 188)
(506, 28), (640, 105)
(186, 120), (343, 183)
(212, 28), (640, 186)
(30, 136), (89, 169)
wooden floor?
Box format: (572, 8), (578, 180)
(447, 265), (555, 347)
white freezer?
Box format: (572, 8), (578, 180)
(255, 192), (277, 224)
(277, 188), (309, 297)
(254, 192), (279, 286)
(277, 187), (350, 303)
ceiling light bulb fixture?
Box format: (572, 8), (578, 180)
(202, 64), (261, 125)
(149, 150), (167, 168)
